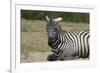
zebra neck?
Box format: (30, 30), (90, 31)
(48, 35), (61, 49)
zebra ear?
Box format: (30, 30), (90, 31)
(45, 16), (50, 21)
(53, 17), (62, 22)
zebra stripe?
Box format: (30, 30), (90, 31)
(45, 16), (89, 61)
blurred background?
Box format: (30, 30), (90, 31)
(21, 10), (89, 63)
(21, 10), (89, 23)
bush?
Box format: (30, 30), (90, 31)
(21, 10), (89, 23)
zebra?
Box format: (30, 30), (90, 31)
(45, 16), (90, 61)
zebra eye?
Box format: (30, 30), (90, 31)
(54, 27), (57, 30)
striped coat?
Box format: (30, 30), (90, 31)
(45, 16), (89, 61)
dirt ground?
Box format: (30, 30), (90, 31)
(21, 51), (52, 63)
(21, 51), (89, 63)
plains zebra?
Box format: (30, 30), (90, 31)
(45, 16), (89, 61)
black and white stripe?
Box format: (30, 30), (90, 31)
(45, 16), (89, 61)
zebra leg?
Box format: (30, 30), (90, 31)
(58, 54), (65, 61)
(58, 57), (65, 61)
(47, 54), (58, 61)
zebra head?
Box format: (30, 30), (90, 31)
(45, 16), (62, 40)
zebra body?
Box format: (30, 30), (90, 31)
(45, 16), (89, 61)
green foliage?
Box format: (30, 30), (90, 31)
(21, 10), (89, 23)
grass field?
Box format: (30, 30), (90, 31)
(21, 18), (89, 63)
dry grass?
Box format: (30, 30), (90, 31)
(21, 18), (89, 63)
